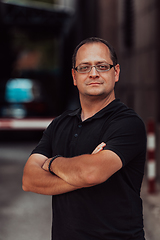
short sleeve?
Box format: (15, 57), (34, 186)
(103, 116), (147, 166)
(31, 119), (55, 158)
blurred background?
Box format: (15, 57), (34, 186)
(0, 0), (160, 239)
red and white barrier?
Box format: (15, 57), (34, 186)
(0, 118), (54, 130)
(147, 119), (156, 193)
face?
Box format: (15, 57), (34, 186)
(72, 42), (120, 102)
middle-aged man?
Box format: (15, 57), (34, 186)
(22, 37), (146, 240)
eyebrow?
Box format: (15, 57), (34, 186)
(79, 61), (109, 65)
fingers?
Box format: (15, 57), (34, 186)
(41, 158), (50, 171)
(92, 142), (106, 154)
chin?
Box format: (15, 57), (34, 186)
(86, 92), (106, 98)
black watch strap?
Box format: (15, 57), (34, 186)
(48, 155), (61, 175)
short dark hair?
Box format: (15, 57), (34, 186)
(72, 37), (118, 69)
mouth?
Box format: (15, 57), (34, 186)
(87, 82), (103, 86)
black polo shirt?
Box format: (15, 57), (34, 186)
(32, 99), (146, 240)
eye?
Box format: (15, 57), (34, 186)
(78, 65), (90, 72)
(97, 64), (110, 71)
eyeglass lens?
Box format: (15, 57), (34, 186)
(76, 64), (112, 73)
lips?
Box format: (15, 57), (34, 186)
(87, 82), (103, 85)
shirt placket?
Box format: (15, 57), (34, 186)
(69, 120), (83, 156)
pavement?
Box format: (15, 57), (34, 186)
(141, 180), (160, 240)
(0, 140), (160, 240)
(0, 141), (52, 240)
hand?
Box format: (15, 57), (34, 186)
(92, 142), (106, 154)
(41, 158), (50, 172)
(42, 142), (106, 172)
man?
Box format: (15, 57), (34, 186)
(22, 37), (146, 239)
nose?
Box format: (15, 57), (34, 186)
(89, 66), (99, 78)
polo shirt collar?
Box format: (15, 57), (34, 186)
(68, 99), (120, 121)
(68, 108), (81, 117)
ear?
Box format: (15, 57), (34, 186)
(114, 64), (120, 83)
(72, 68), (77, 86)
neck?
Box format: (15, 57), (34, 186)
(80, 94), (115, 121)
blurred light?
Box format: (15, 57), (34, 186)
(5, 78), (34, 103)
(2, 104), (27, 119)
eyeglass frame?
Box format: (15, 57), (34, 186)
(74, 63), (115, 73)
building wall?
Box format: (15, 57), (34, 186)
(118, 0), (158, 120)
(97, 0), (119, 53)
(98, 0), (160, 181)
(117, 0), (160, 180)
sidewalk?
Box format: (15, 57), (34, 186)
(141, 179), (160, 240)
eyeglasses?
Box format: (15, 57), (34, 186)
(74, 63), (115, 73)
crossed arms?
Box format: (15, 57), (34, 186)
(22, 143), (122, 195)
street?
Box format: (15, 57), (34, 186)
(0, 141), (51, 240)
(0, 140), (160, 240)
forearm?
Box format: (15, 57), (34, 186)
(45, 143), (107, 187)
(49, 148), (122, 187)
(22, 154), (80, 195)
(50, 154), (98, 187)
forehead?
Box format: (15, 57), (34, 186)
(76, 42), (112, 65)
